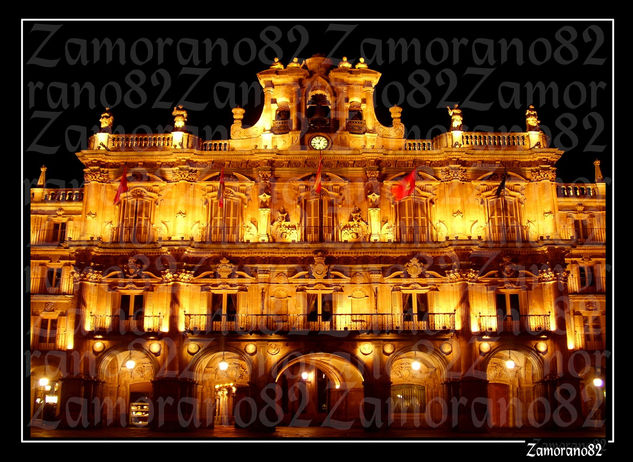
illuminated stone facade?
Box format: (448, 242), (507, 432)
(29, 55), (607, 433)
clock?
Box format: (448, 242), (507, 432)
(309, 135), (330, 150)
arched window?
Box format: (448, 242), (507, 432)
(486, 195), (520, 242)
(397, 197), (430, 243)
(306, 92), (331, 131)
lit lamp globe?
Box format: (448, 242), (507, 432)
(218, 360), (229, 371)
(411, 360), (422, 371)
(301, 371), (309, 381)
(593, 377), (604, 388)
(125, 359), (136, 370)
(505, 359), (516, 370)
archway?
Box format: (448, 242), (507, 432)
(30, 364), (63, 424)
(387, 349), (447, 428)
(192, 349), (251, 427)
(97, 347), (158, 427)
(273, 352), (365, 427)
(485, 347), (545, 428)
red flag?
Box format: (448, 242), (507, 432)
(217, 167), (225, 208)
(391, 168), (416, 201)
(314, 154), (323, 193)
(113, 165), (128, 205)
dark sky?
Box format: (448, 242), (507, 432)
(22, 19), (612, 187)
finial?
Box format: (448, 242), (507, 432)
(525, 105), (541, 131)
(355, 57), (368, 69)
(287, 57), (301, 68)
(339, 56), (352, 69)
(447, 104), (463, 131)
(172, 105), (188, 131)
(270, 57), (284, 69)
(37, 165), (47, 187)
(99, 107), (113, 133)
(594, 159), (604, 183)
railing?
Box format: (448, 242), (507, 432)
(109, 134), (174, 150)
(110, 226), (155, 244)
(90, 314), (163, 333)
(31, 277), (73, 295)
(478, 313), (551, 334)
(304, 225), (336, 243)
(557, 184), (600, 198)
(398, 225), (432, 243)
(486, 225), (524, 243)
(460, 132), (529, 148)
(346, 119), (367, 134)
(404, 139), (433, 151)
(40, 189), (83, 202)
(184, 312), (456, 334)
(272, 119), (291, 134)
(202, 140), (231, 151)
(561, 227), (606, 243)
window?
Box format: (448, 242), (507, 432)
(392, 384), (426, 414)
(209, 198), (240, 242)
(307, 293), (333, 322)
(119, 294), (144, 320)
(496, 292), (520, 320)
(208, 293), (238, 322)
(487, 196), (520, 242)
(574, 219), (590, 241)
(47, 222), (66, 243)
(45, 268), (62, 292)
(304, 196), (335, 242)
(38, 318), (57, 348)
(583, 315), (603, 350)
(578, 266), (596, 292)
(118, 196), (154, 243)
(402, 292), (429, 321)
(398, 198), (429, 243)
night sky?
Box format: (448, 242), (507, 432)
(22, 19), (612, 187)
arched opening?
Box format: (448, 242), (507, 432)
(30, 365), (63, 425)
(388, 350), (446, 427)
(193, 350), (251, 427)
(486, 348), (544, 428)
(97, 348), (157, 427)
(273, 353), (364, 427)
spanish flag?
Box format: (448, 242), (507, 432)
(314, 154), (323, 193)
(391, 168), (416, 201)
(113, 165), (128, 205)
(217, 167), (225, 208)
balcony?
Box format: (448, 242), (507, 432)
(346, 119), (366, 134)
(486, 225), (525, 244)
(557, 184), (601, 198)
(89, 314), (163, 334)
(272, 119), (291, 134)
(110, 226), (156, 244)
(561, 227), (606, 244)
(477, 312), (551, 335)
(183, 312), (456, 335)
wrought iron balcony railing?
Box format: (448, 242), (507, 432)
(477, 312), (551, 334)
(183, 312), (456, 334)
(89, 314), (163, 334)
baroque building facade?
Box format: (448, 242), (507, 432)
(28, 55), (607, 433)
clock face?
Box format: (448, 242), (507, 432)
(310, 135), (329, 150)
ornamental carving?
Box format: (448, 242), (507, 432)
(271, 208), (299, 242)
(340, 206), (368, 242)
(161, 268), (194, 282)
(310, 252), (329, 279)
(405, 257), (424, 278)
(216, 258), (235, 279)
(124, 257), (143, 278)
(499, 256), (518, 278)
(84, 167), (110, 183)
(74, 263), (103, 282)
(440, 166), (467, 182)
(538, 265), (556, 282)
(243, 219), (258, 242)
(171, 167), (198, 182)
(380, 220), (395, 242)
(530, 167), (556, 182)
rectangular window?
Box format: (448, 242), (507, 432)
(47, 222), (66, 243)
(210, 198), (240, 242)
(322, 293), (333, 321)
(226, 294), (237, 321)
(305, 196), (335, 242)
(574, 219), (589, 240)
(306, 293), (333, 322)
(132, 294), (144, 320)
(307, 293), (318, 321)
(119, 294), (132, 319)
(210, 293), (223, 320)
(488, 196), (519, 242)
(398, 199), (428, 243)
(579, 266), (596, 292)
(38, 318), (58, 347)
(45, 268), (62, 291)
(120, 197), (153, 243)
(583, 315), (603, 350)
(496, 292), (520, 320)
